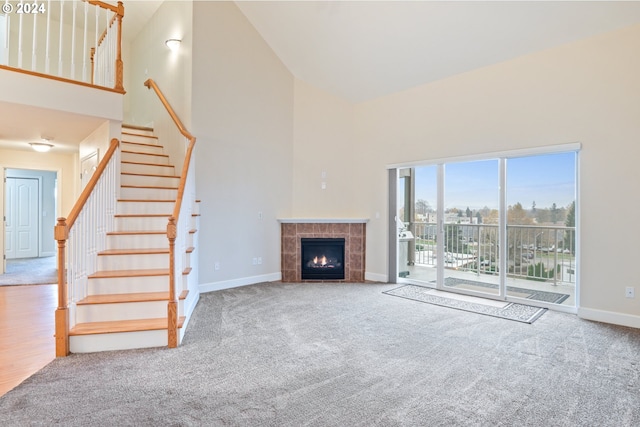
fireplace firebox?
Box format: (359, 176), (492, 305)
(301, 238), (345, 280)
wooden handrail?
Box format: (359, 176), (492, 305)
(144, 78), (196, 348)
(86, 0), (121, 15)
(144, 78), (196, 223)
(54, 138), (119, 357)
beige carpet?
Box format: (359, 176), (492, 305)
(0, 256), (57, 286)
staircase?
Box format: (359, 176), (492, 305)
(68, 125), (199, 353)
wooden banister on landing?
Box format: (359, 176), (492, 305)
(55, 138), (120, 357)
(144, 78), (197, 348)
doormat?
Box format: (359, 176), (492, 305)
(443, 277), (570, 304)
(383, 285), (547, 324)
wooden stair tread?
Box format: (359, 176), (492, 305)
(122, 125), (154, 133)
(186, 247), (195, 253)
(118, 199), (176, 203)
(78, 291), (188, 305)
(122, 161), (174, 168)
(114, 213), (171, 218)
(121, 141), (161, 149)
(107, 230), (166, 236)
(78, 292), (170, 305)
(121, 150), (168, 157)
(121, 172), (180, 178)
(121, 184), (178, 190)
(69, 317), (186, 336)
(89, 269), (169, 278)
(98, 248), (169, 256)
(183, 267), (192, 275)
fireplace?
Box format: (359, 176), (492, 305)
(301, 238), (345, 280)
(280, 219), (367, 282)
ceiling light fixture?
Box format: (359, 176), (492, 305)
(165, 38), (181, 52)
(30, 139), (54, 152)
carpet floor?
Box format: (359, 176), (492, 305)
(1, 282), (639, 426)
(0, 256), (57, 286)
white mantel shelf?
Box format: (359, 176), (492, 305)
(278, 218), (369, 224)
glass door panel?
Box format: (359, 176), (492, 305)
(443, 160), (500, 296)
(402, 166), (438, 285)
(505, 153), (576, 307)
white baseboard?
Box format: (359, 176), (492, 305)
(578, 307), (640, 329)
(365, 271), (388, 283)
(199, 272), (282, 293)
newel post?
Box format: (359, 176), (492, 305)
(113, 2), (125, 92)
(167, 217), (178, 348)
(54, 218), (69, 357)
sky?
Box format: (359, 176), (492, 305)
(410, 152), (576, 211)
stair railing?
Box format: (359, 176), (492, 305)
(55, 138), (120, 356)
(144, 78), (197, 348)
(0, 0), (124, 92)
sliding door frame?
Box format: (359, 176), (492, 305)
(388, 143), (580, 314)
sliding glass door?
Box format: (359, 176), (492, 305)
(442, 160), (501, 296)
(396, 147), (577, 309)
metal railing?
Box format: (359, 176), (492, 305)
(1, 0), (124, 91)
(411, 222), (576, 284)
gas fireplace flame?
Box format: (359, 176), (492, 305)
(312, 255), (328, 266)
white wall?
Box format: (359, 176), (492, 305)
(192, 1), (294, 290)
(292, 79), (358, 217)
(348, 24), (640, 325)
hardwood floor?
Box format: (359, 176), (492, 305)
(0, 284), (56, 397)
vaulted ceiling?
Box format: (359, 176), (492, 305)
(236, 1), (640, 102)
(2, 1), (640, 153)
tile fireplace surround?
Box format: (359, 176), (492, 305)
(279, 219), (367, 282)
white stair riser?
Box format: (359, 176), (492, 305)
(120, 187), (178, 200)
(116, 201), (175, 215)
(70, 330), (168, 353)
(121, 134), (158, 144)
(121, 142), (164, 155)
(98, 253), (169, 270)
(121, 151), (170, 165)
(121, 174), (179, 187)
(106, 233), (169, 249)
(115, 216), (170, 231)
(121, 162), (175, 176)
(77, 300), (171, 323)
(122, 128), (155, 137)
(88, 275), (169, 294)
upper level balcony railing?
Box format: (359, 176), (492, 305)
(410, 222), (576, 285)
(0, 0), (124, 92)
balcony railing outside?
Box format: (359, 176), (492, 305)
(411, 222), (576, 285)
(1, 0), (124, 91)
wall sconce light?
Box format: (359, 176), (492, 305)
(30, 139), (54, 152)
(165, 39), (181, 52)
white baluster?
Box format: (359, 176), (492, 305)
(70, 0), (77, 79)
(58, 0), (64, 76)
(82, 0), (87, 81)
(45, 0), (50, 73)
(31, 3), (37, 71)
(17, 0), (23, 68)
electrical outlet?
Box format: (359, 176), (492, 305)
(625, 287), (635, 298)
(257, 257), (262, 265)
(252, 257), (258, 265)
(214, 262), (220, 271)
(321, 182), (326, 190)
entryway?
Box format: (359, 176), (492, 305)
(2, 168), (57, 279)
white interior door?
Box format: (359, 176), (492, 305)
(5, 177), (39, 259)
